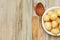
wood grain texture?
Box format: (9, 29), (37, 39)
(32, 16), (39, 40)
(0, 0), (17, 40)
(32, 0), (45, 40)
(0, 0), (60, 40)
(39, 16), (44, 40)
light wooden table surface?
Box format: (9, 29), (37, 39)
(0, 0), (60, 40)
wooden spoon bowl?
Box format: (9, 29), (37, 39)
(35, 2), (45, 16)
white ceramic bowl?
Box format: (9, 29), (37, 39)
(42, 7), (60, 36)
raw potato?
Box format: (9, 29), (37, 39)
(50, 13), (57, 20)
(43, 15), (50, 21)
(52, 21), (58, 28)
(51, 28), (60, 34)
(56, 18), (60, 24)
(45, 22), (52, 30)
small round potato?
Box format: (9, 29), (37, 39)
(44, 8), (60, 35)
(45, 22), (52, 31)
(56, 9), (60, 16)
(50, 13), (57, 20)
(54, 8), (59, 13)
(56, 18), (60, 24)
(43, 15), (50, 21)
(51, 28), (60, 34)
(47, 11), (54, 16)
(52, 21), (58, 28)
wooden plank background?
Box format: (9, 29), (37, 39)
(0, 0), (60, 40)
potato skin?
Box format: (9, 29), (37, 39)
(51, 28), (60, 34)
(47, 11), (54, 16)
(56, 9), (60, 16)
(50, 13), (57, 20)
(45, 22), (52, 31)
(52, 21), (58, 28)
(43, 15), (50, 21)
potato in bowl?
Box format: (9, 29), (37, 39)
(42, 7), (60, 36)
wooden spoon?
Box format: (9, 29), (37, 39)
(35, 2), (45, 16)
(35, 2), (45, 40)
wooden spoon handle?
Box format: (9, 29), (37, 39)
(32, 16), (44, 40)
(39, 16), (44, 40)
(32, 16), (38, 40)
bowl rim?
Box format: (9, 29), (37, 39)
(42, 6), (60, 36)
